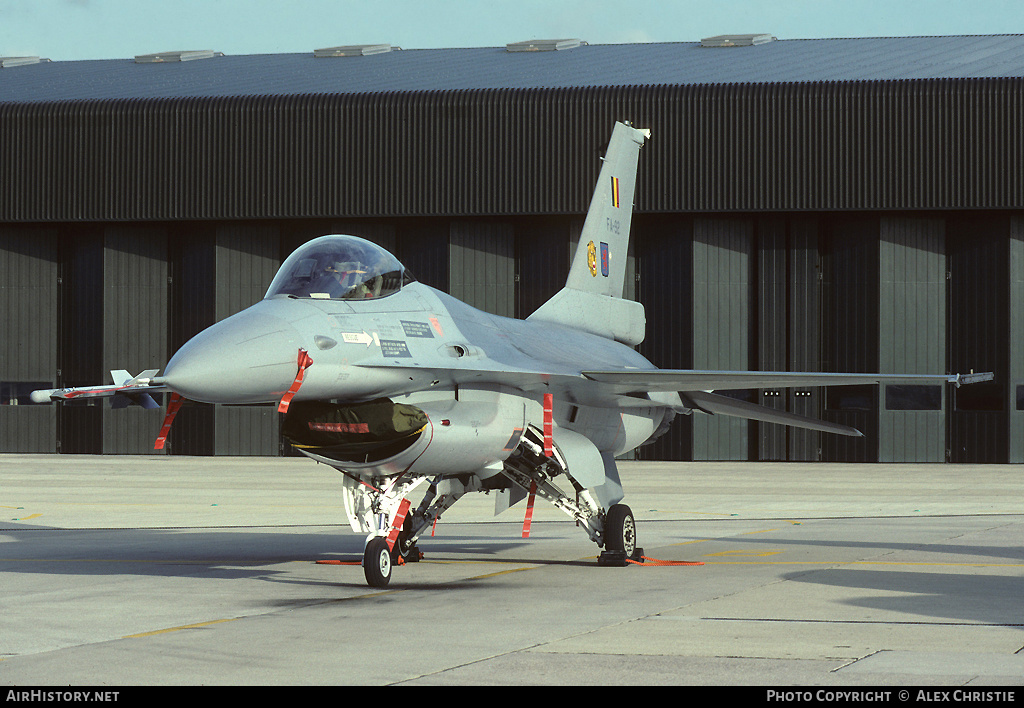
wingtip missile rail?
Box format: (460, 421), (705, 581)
(30, 370), (167, 407)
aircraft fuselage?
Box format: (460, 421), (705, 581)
(161, 281), (670, 465)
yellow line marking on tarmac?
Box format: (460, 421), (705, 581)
(651, 510), (739, 517)
(704, 550), (784, 558)
(467, 566), (537, 580)
(124, 618), (237, 638)
(322, 589), (405, 602)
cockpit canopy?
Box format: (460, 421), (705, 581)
(265, 235), (413, 301)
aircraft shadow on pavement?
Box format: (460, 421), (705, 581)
(779, 567), (1024, 629)
(0, 522), (592, 582)
(732, 528), (1024, 564)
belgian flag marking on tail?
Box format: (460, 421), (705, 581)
(610, 176), (620, 208)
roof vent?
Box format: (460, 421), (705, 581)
(134, 50), (220, 63)
(314, 44), (395, 57)
(506, 38), (586, 52)
(700, 34), (775, 48)
(0, 56), (47, 68)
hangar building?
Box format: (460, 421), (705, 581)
(2, 35), (1023, 462)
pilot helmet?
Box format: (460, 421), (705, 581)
(326, 260), (367, 290)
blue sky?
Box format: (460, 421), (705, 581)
(1, 0), (1023, 61)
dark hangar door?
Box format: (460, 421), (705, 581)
(635, 215), (693, 461)
(755, 216), (823, 461)
(946, 215), (1009, 463)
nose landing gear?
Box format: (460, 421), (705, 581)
(363, 537), (393, 587)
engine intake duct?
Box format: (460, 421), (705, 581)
(281, 398), (428, 463)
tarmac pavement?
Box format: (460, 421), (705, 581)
(1, 455), (1022, 688)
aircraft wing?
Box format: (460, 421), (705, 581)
(581, 369), (994, 394)
(681, 390), (864, 437)
(581, 369), (993, 438)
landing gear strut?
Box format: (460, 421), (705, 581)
(391, 523), (422, 564)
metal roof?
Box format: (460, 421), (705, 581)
(3, 35), (1024, 103)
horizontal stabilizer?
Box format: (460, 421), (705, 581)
(683, 390), (863, 437)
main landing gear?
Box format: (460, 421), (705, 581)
(598, 503), (644, 566)
(361, 502), (642, 585)
(340, 441), (645, 586)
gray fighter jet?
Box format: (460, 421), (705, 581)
(32, 122), (992, 587)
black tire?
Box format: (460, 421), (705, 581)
(363, 537), (392, 588)
(604, 504), (637, 557)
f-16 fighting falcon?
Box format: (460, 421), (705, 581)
(32, 122), (993, 587)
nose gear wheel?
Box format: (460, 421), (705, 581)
(363, 537), (393, 587)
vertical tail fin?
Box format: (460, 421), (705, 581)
(527, 122), (649, 345)
(565, 122), (649, 298)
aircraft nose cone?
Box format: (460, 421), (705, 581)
(163, 307), (304, 404)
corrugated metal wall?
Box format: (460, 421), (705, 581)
(167, 224), (215, 455)
(450, 220), (516, 318)
(57, 229), (103, 453)
(3, 77), (1024, 460)
(692, 217), (754, 460)
(2, 209), (1023, 460)
(636, 215), (693, 461)
(754, 216), (822, 461)
(755, 216), (790, 459)
(947, 214), (1009, 463)
(164, 222), (282, 456)
(820, 217), (881, 462)
(2, 80), (1023, 223)
(515, 217), (572, 318)
(785, 217), (823, 461)
(878, 217), (946, 462)
(213, 224), (281, 455)
(395, 218), (449, 292)
(101, 226), (168, 454)
(1011, 217), (1024, 463)
(0, 226), (58, 452)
